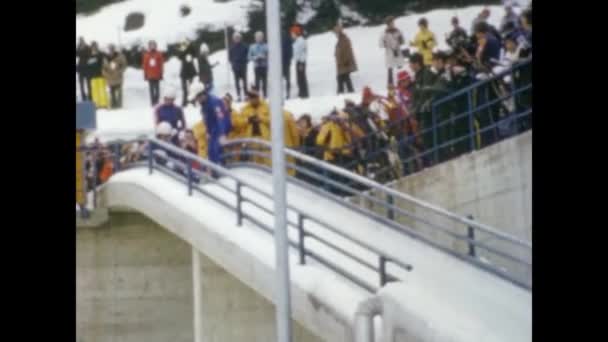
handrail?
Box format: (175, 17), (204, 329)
(223, 138), (531, 249)
(87, 137), (415, 293)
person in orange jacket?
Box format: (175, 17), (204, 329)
(98, 149), (114, 183)
(142, 40), (165, 106)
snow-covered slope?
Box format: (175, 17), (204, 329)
(77, 2), (517, 143)
(76, 0), (254, 50)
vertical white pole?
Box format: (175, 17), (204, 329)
(266, 0), (293, 341)
(192, 247), (202, 342)
(224, 23), (232, 95)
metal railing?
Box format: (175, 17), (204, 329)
(78, 137), (413, 293)
(221, 138), (532, 291)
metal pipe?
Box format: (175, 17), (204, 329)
(192, 247), (203, 342)
(354, 296), (383, 342)
(266, 0), (292, 340)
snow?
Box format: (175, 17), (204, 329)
(76, 0), (253, 50)
(79, 3), (512, 143)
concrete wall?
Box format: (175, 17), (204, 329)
(354, 132), (531, 282)
(77, 211), (323, 342)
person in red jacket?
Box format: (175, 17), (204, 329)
(142, 40), (165, 106)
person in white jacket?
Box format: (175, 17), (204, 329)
(291, 26), (309, 98)
(379, 16), (405, 86)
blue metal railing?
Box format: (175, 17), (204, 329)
(220, 138), (532, 291)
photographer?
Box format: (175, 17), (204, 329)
(240, 87), (271, 165)
(379, 16), (406, 86)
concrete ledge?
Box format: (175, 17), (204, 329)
(76, 208), (110, 228)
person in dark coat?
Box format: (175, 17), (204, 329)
(76, 37), (91, 101)
(334, 24), (358, 94)
(409, 53), (436, 167)
(446, 17), (469, 51)
(228, 32), (249, 102)
(282, 30), (294, 99)
(295, 114), (321, 185)
(198, 43), (217, 91)
(177, 39), (198, 107)
(474, 22), (501, 71)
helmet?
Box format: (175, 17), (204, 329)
(188, 82), (207, 102)
(156, 121), (172, 136)
(163, 87), (177, 100)
(200, 43), (209, 55)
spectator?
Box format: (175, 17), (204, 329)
(379, 16), (405, 86)
(393, 70), (423, 173)
(76, 37), (91, 101)
(474, 22), (501, 73)
(446, 17), (469, 51)
(410, 18), (437, 66)
(428, 51), (454, 161)
(519, 9), (532, 58)
(154, 87), (186, 145)
(409, 53), (435, 166)
(188, 82), (229, 167)
(88, 42), (109, 109)
(470, 8), (490, 36)
(292, 26), (309, 99)
(142, 40), (164, 106)
(177, 38), (198, 107)
(500, 4), (520, 35)
(240, 87), (271, 165)
(283, 110), (300, 176)
(191, 120), (208, 159)
(102, 44), (127, 109)
(334, 23), (358, 94)
(282, 29), (293, 99)
(229, 32), (249, 102)
(295, 114), (321, 184)
(248, 31), (269, 97)
(198, 43), (217, 90)
(446, 50), (473, 155)
(98, 148), (114, 184)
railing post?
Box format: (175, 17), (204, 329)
(432, 106), (438, 164)
(298, 214), (306, 265)
(379, 256), (387, 287)
(236, 183), (243, 226)
(147, 141), (153, 175)
(467, 214), (476, 258)
(386, 194), (394, 220)
(187, 162), (193, 196)
(467, 91), (475, 152)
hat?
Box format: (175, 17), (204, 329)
(451, 16), (459, 24)
(418, 17), (428, 27)
(397, 70), (411, 83)
(290, 25), (302, 36)
(199, 43), (210, 54)
(188, 82), (207, 102)
(385, 16), (396, 24)
(362, 86), (375, 103)
(156, 121), (172, 136)
(163, 87), (177, 99)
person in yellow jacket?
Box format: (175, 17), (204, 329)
(240, 88), (271, 165)
(315, 110), (365, 165)
(191, 120), (208, 159)
(283, 110), (300, 176)
(410, 17), (437, 66)
(224, 94), (248, 162)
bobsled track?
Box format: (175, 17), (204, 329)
(89, 137), (531, 342)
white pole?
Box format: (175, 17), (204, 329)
(266, 0), (293, 341)
(224, 23), (232, 95)
(192, 247), (203, 342)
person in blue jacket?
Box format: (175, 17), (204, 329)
(474, 22), (501, 71)
(248, 31), (269, 97)
(228, 32), (249, 102)
(282, 29), (293, 99)
(154, 87), (186, 146)
(188, 82), (230, 169)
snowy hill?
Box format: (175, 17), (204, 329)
(77, 1), (520, 143)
